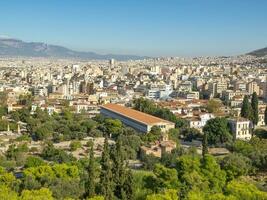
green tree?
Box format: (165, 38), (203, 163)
(203, 118), (232, 145)
(41, 142), (76, 163)
(240, 95), (251, 119)
(0, 92), (7, 105)
(232, 137), (267, 170)
(123, 170), (134, 200)
(0, 185), (18, 200)
(141, 154), (160, 170)
(225, 180), (267, 200)
(201, 155), (226, 193)
(34, 126), (52, 140)
(25, 156), (45, 168)
(0, 166), (18, 189)
(99, 138), (114, 200)
(49, 179), (83, 199)
(143, 126), (162, 143)
(133, 98), (187, 129)
(146, 189), (178, 200)
(119, 131), (141, 159)
(69, 140), (82, 151)
(112, 136), (127, 199)
(18, 94), (33, 106)
(5, 144), (28, 166)
(254, 128), (267, 139)
(20, 188), (54, 200)
(0, 106), (7, 117)
(104, 119), (122, 138)
(181, 128), (201, 142)
(85, 142), (96, 198)
(251, 92), (259, 127)
(144, 164), (179, 193)
(87, 196), (104, 200)
(175, 155), (207, 195)
(220, 153), (252, 181)
(206, 99), (222, 114)
(186, 189), (205, 200)
(264, 106), (267, 126)
(168, 128), (180, 143)
(202, 132), (208, 157)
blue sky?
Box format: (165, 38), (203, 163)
(1, 0), (267, 56)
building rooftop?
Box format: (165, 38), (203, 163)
(229, 117), (250, 122)
(101, 103), (174, 125)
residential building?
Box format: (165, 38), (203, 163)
(228, 118), (251, 140)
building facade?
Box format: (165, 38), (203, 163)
(100, 103), (175, 133)
(228, 118), (251, 140)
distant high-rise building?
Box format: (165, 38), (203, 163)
(247, 81), (259, 95)
(150, 65), (161, 75)
(109, 59), (115, 69)
(72, 64), (80, 73)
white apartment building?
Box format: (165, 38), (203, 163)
(177, 81), (192, 92)
(178, 91), (199, 100)
(228, 118), (251, 140)
(208, 81), (228, 97)
(189, 113), (215, 130)
(257, 113), (265, 126)
(146, 84), (172, 99)
(247, 81), (260, 95)
(34, 86), (48, 96)
(222, 90), (249, 101)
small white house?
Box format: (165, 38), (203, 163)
(189, 113), (215, 130)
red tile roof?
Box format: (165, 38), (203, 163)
(101, 103), (174, 125)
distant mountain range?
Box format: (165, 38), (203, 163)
(247, 47), (267, 57)
(0, 38), (147, 60)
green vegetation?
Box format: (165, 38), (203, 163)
(85, 142), (96, 198)
(69, 140), (82, 151)
(0, 98), (266, 199)
(254, 128), (267, 139)
(206, 99), (222, 114)
(240, 93), (259, 127)
(241, 95), (252, 119)
(251, 92), (259, 126)
(180, 128), (201, 142)
(133, 98), (188, 128)
(203, 117), (232, 145)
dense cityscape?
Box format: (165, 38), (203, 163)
(1, 0), (267, 200)
(0, 53), (266, 199)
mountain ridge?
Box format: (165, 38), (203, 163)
(0, 38), (147, 61)
(247, 46), (267, 57)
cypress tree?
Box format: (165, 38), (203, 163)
(202, 132), (208, 157)
(99, 137), (114, 200)
(124, 169), (134, 200)
(86, 142), (95, 198)
(241, 95), (251, 119)
(113, 136), (127, 199)
(265, 106), (267, 126)
(251, 92), (259, 126)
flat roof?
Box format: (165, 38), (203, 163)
(101, 103), (175, 125)
(229, 117), (250, 122)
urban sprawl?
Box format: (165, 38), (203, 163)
(0, 55), (267, 199)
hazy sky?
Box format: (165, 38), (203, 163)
(1, 0), (267, 57)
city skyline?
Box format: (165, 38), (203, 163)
(1, 0), (267, 57)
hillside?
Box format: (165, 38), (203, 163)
(248, 47), (267, 57)
(0, 38), (147, 61)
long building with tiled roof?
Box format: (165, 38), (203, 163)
(100, 103), (175, 133)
